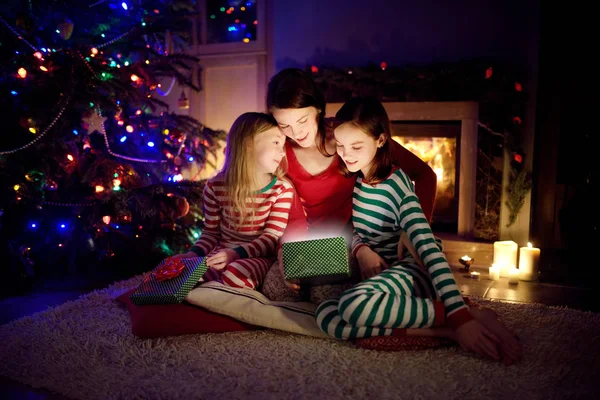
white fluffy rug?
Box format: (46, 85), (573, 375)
(1, 275), (599, 400)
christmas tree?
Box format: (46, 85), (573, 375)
(0, 0), (225, 295)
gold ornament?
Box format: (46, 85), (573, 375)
(178, 91), (189, 109)
(82, 111), (107, 134)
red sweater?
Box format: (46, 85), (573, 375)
(281, 131), (437, 244)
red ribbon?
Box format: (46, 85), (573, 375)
(152, 258), (186, 282)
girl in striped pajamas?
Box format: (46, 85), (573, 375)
(316, 97), (521, 365)
(171, 112), (295, 290)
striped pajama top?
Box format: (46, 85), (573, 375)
(351, 168), (471, 327)
(190, 176), (294, 259)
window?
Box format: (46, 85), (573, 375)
(194, 0), (266, 54)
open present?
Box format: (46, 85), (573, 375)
(282, 236), (351, 285)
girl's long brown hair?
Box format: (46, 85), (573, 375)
(266, 68), (333, 157)
(335, 97), (393, 185)
(219, 112), (285, 227)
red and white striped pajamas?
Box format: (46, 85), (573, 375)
(190, 176), (294, 290)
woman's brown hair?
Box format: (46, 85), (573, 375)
(335, 96), (393, 185)
(266, 68), (333, 157)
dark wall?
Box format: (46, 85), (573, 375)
(273, 0), (540, 73)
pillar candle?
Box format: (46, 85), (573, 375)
(489, 264), (500, 281)
(493, 240), (518, 277)
(519, 242), (541, 281)
(508, 266), (520, 284)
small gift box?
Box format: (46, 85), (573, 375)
(129, 257), (208, 305)
(282, 236), (351, 285)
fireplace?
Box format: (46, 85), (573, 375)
(327, 102), (478, 237)
(391, 122), (460, 232)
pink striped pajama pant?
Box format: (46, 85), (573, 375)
(202, 247), (273, 290)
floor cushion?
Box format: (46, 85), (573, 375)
(116, 288), (257, 338)
(185, 281), (332, 339)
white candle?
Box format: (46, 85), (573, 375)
(461, 255), (472, 262)
(519, 242), (541, 281)
(493, 240), (518, 277)
(508, 266), (520, 284)
(489, 264), (500, 281)
(470, 271), (481, 280)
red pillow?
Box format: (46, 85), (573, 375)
(116, 288), (257, 338)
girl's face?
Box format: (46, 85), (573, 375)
(271, 107), (320, 148)
(334, 122), (384, 176)
(254, 127), (286, 176)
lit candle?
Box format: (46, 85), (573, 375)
(519, 242), (541, 281)
(508, 266), (520, 284)
(470, 271), (481, 280)
(489, 264), (500, 281)
(493, 240), (518, 277)
(461, 255), (472, 262)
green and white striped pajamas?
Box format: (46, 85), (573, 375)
(315, 168), (469, 340)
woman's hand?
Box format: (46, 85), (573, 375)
(206, 249), (239, 270)
(356, 246), (388, 280)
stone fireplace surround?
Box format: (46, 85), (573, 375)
(326, 101), (478, 237)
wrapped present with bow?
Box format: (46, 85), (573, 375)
(282, 236), (351, 285)
(129, 257), (208, 305)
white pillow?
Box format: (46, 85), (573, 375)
(185, 282), (332, 339)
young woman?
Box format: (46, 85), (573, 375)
(262, 68), (438, 301)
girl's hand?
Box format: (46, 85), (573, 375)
(206, 249), (239, 270)
(397, 231), (426, 272)
(356, 246), (388, 280)
(454, 319), (502, 362)
(278, 247), (300, 293)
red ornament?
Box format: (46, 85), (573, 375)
(485, 67), (493, 79)
(515, 82), (523, 92)
(513, 116), (522, 124)
(380, 61), (387, 70)
(513, 153), (523, 163)
(310, 65), (319, 73)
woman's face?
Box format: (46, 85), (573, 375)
(271, 107), (320, 148)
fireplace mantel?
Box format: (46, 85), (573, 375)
(326, 101), (478, 237)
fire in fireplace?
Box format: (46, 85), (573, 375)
(391, 121), (461, 232)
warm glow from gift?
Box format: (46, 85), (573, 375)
(508, 266), (520, 284)
(519, 242), (540, 281)
(493, 240), (518, 277)
(489, 264), (500, 280)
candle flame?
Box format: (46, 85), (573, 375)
(527, 242), (532, 248)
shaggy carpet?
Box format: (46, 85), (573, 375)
(1, 275), (599, 400)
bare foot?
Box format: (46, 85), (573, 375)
(470, 307), (522, 365)
(406, 327), (456, 341)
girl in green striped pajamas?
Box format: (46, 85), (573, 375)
(315, 97), (521, 365)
